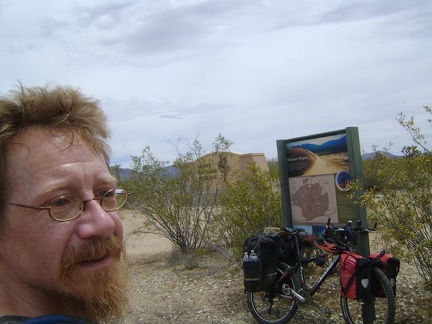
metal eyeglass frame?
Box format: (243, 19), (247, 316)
(4, 188), (131, 222)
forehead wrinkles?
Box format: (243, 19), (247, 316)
(6, 134), (73, 180)
(5, 130), (107, 197)
(10, 129), (76, 156)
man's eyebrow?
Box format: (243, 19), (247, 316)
(95, 174), (118, 185)
(37, 176), (118, 197)
(95, 175), (118, 187)
(37, 182), (70, 197)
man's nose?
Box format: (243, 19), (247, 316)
(76, 198), (116, 240)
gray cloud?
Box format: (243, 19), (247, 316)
(66, 1), (249, 64)
(0, 0), (430, 167)
(321, 1), (413, 23)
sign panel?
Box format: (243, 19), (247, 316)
(277, 128), (362, 227)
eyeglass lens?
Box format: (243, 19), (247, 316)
(49, 189), (128, 221)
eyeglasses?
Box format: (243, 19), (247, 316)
(4, 188), (131, 222)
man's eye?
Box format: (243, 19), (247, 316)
(98, 189), (115, 198)
(50, 196), (71, 208)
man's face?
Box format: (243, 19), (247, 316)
(0, 128), (127, 320)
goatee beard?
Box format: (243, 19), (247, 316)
(59, 236), (129, 322)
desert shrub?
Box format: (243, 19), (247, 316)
(357, 106), (432, 290)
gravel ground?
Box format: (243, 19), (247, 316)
(120, 211), (431, 323)
(123, 251), (431, 324)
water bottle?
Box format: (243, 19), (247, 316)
(250, 250), (258, 262)
(243, 252), (249, 262)
(243, 249), (261, 292)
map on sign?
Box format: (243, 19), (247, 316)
(289, 174), (338, 224)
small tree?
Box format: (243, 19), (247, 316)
(361, 148), (387, 191)
(125, 134), (233, 258)
(217, 162), (283, 257)
(358, 106), (432, 290)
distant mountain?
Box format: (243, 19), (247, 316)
(117, 168), (132, 181)
(361, 151), (401, 160)
(164, 165), (180, 177)
(292, 136), (347, 155)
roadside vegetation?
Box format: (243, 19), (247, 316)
(358, 106), (431, 290)
(115, 106), (431, 290)
(123, 134), (232, 260)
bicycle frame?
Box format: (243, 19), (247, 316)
(304, 253), (340, 296)
(276, 227), (391, 301)
(274, 235), (341, 302)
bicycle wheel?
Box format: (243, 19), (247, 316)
(340, 267), (396, 324)
(247, 271), (301, 324)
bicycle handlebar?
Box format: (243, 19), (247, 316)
(282, 227), (306, 235)
(322, 218), (378, 249)
(325, 218), (376, 234)
(282, 219), (376, 250)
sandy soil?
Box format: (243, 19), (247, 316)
(122, 210), (173, 261)
(120, 210), (251, 323)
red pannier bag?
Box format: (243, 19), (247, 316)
(369, 252), (400, 297)
(340, 252), (371, 301)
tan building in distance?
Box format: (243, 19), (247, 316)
(193, 151), (268, 186)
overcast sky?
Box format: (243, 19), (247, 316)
(1, 0), (431, 168)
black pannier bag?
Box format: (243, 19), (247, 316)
(340, 252), (372, 301)
(243, 233), (286, 292)
(276, 232), (297, 266)
(277, 230), (314, 266)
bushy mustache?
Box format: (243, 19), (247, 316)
(61, 236), (123, 272)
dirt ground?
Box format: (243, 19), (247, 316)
(120, 210), (432, 324)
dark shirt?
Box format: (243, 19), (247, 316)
(0, 316), (30, 324)
(0, 315), (94, 323)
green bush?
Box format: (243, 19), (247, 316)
(216, 162), (283, 258)
(358, 106), (432, 290)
